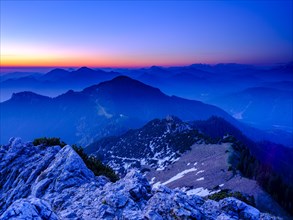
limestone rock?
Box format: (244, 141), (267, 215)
(0, 138), (280, 219)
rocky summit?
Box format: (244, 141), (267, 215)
(0, 138), (278, 219)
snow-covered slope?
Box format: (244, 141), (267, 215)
(0, 138), (277, 219)
(86, 116), (207, 173)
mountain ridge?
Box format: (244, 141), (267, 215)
(0, 76), (234, 143)
(1, 75), (291, 146)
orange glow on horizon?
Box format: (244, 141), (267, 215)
(0, 55), (204, 68)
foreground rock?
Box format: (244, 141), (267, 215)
(0, 138), (279, 219)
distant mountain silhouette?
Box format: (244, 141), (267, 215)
(41, 66), (119, 84)
(1, 76), (237, 145)
(0, 72), (42, 82)
(41, 68), (70, 81)
(0, 67), (120, 101)
(1, 63), (292, 142)
(1, 75), (291, 146)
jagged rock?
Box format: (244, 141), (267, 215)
(32, 145), (95, 198)
(0, 138), (280, 219)
(1, 197), (58, 220)
(144, 186), (204, 220)
(0, 138), (61, 213)
(219, 197), (260, 219)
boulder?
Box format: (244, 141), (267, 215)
(1, 197), (58, 220)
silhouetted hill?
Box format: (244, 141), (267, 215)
(0, 72), (42, 82)
(41, 68), (70, 81)
(1, 76), (237, 145)
(0, 67), (120, 101)
(10, 91), (52, 103)
(1, 64), (292, 145)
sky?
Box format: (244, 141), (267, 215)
(0, 0), (292, 68)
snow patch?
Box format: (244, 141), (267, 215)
(186, 187), (220, 197)
(161, 167), (197, 186)
(150, 177), (156, 184)
(152, 181), (161, 188)
(232, 101), (252, 120)
(110, 155), (140, 162)
(196, 170), (205, 175)
(149, 141), (155, 153)
(196, 177), (204, 181)
(186, 187), (210, 197)
(97, 104), (112, 119)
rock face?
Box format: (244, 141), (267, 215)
(0, 138), (278, 219)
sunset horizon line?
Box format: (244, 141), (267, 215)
(1, 60), (291, 71)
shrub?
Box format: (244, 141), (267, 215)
(72, 145), (119, 182)
(33, 137), (66, 147)
(33, 137), (119, 182)
(208, 189), (255, 207)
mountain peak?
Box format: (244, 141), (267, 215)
(99, 75), (165, 96)
(10, 91), (51, 102)
(110, 75), (133, 82)
(76, 66), (94, 72)
(47, 68), (69, 74)
(48, 68), (67, 73)
(42, 68), (70, 81)
(99, 75), (152, 88)
(149, 65), (163, 70)
(75, 66), (96, 73)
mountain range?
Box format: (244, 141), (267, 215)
(0, 76), (234, 145)
(1, 63), (292, 135)
(1, 75), (292, 146)
(0, 67), (119, 101)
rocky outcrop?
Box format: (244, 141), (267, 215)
(0, 138), (278, 219)
(1, 197), (59, 220)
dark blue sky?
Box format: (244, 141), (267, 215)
(1, 0), (292, 67)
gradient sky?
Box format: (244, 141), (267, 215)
(0, 0), (292, 68)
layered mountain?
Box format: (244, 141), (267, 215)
(2, 63), (292, 136)
(0, 72), (42, 82)
(0, 67), (119, 101)
(1, 76), (239, 145)
(0, 137), (278, 219)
